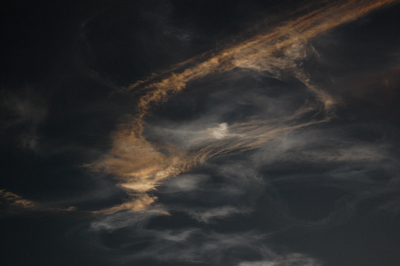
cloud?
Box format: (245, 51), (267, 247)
(252, 126), (391, 167)
(87, 127), (197, 214)
(147, 122), (235, 149)
(90, 210), (161, 231)
(188, 206), (251, 223)
(374, 198), (400, 214)
(250, 135), (400, 228)
(208, 123), (229, 139)
(2, 2), (400, 265)
(126, 0), (397, 113)
(238, 253), (321, 266)
(154, 228), (199, 242)
(88, 0), (398, 213)
(149, 163), (264, 224)
(163, 25), (192, 42)
(0, 189), (76, 213)
(0, 88), (47, 152)
(0, 89), (47, 127)
(0, 189), (35, 209)
(162, 174), (208, 193)
(96, 227), (320, 266)
(126, 230), (266, 264)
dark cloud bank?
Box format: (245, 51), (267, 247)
(1, 0), (400, 265)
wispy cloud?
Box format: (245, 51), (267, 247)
(0, 88), (47, 152)
(88, 0), (399, 213)
(238, 253), (321, 266)
(90, 210), (161, 231)
(161, 174), (209, 193)
(0, 189), (76, 213)
(188, 205), (251, 223)
(0, 189), (35, 209)
(252, 126), (392, 167)
(90, 227), (321, 266)
(125, 230), (266, 264)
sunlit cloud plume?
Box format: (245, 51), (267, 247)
(88, 127), (197, 214)
(0, 189), (76, 213)
(127, 0), (397, 114)
(89, 0), (399, 213)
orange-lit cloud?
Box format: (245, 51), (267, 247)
(88, 127), (197, 213)
(0, 189), (76, 213)
(0, 189), (35, 209)
(127, 0), (397, 115)
(90, 0), (399, 214)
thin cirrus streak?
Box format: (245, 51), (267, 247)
(0, 189), (77, 213)
(89, 0), (399, 214)
(0, 189), (35, 209)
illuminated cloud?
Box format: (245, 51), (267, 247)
(0, 189), (35, 209)
(2, 1), (400, 265)
(88, 0), (399, 213)
(207, 122), (229, 140)
(87, 127), (197, 213)
(126, 0), (397, 114)
(162, 174), (208, 193)
(0, 189), (76, 213)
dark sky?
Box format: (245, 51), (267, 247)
(1, 0), (400, 265)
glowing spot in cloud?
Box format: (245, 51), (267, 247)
(208, 123), (229, 139)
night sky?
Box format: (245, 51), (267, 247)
(1, 0), (400, 265)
